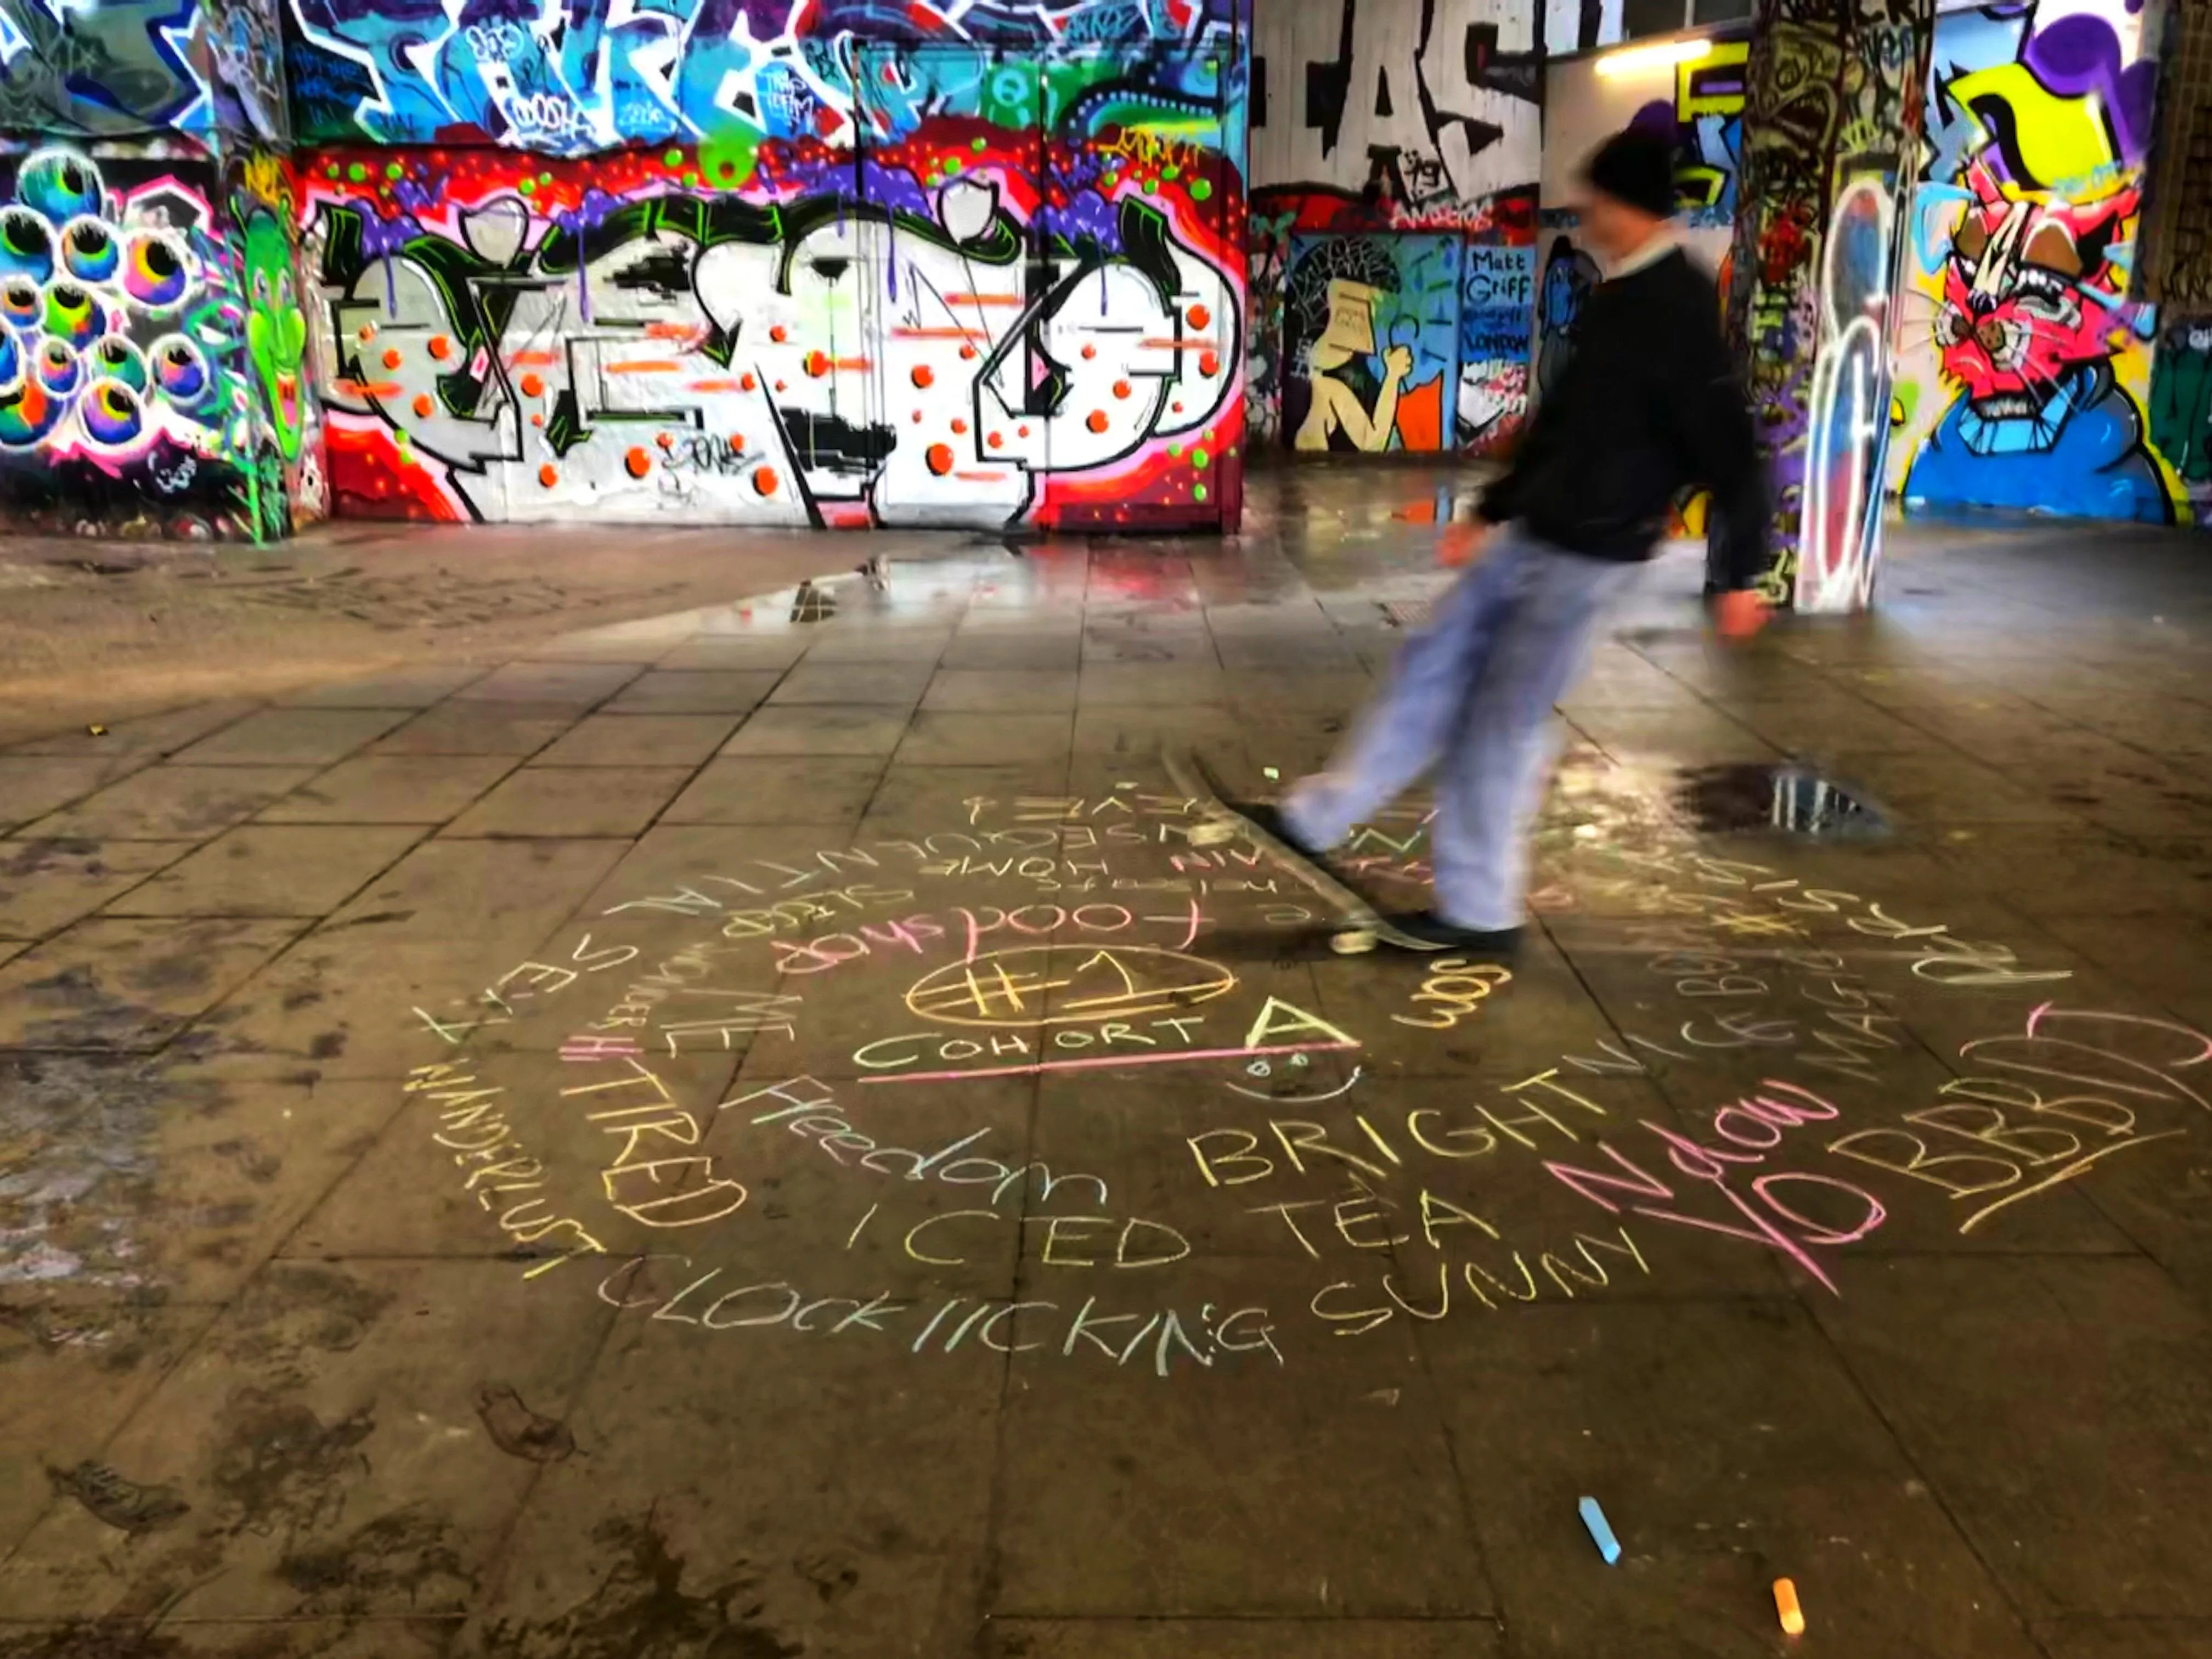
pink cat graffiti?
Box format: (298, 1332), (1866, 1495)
(1934, 159), (2136, 417)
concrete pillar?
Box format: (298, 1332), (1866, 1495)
(1724, 0), (1936, 611)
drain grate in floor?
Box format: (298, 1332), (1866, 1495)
(1675, 763), (1888, 837)
(1379, 599), (1434, 629)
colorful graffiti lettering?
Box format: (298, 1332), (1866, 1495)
(0, 0), (287, 143)
(1891, 0), (2185, 526)
(303, 131), (1240, 528)
(1457, 241), (1533, 454)
(284, 0), (1243, 156)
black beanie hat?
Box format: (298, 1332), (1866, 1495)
(1583, 127), (1676, 219)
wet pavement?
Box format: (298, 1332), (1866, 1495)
(4, 467), (2212, 1658)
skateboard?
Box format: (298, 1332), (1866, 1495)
(1161, 746), (1444, 955)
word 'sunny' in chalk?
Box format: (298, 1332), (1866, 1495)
(1578, 1496), (1621, 1564)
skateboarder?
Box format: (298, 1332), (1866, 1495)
(1255, 126), (1771, 953)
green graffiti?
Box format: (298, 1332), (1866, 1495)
(242, 207), (308, 462)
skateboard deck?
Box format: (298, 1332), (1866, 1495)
(1161, 747), (1444, 955)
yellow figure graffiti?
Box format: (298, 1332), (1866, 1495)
(1295, 277), (1413, 453)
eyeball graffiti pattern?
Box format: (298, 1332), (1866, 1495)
(0, 146), (318, 540)
(0, 150), (213, 461)
(304, 133), (1243, 529)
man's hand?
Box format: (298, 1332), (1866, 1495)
(1712, 588), (1768, 640)
(1384, 345), (1414, 381)
(1437, 521), (1491, 568)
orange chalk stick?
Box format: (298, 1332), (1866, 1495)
(1774, 1577), (1805, 1636)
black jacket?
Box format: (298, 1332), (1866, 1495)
(1480, 246), (1768, 589)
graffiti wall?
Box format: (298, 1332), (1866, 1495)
(0, 143), (320, 538)
(1245, 0), (1593, 452)
(301, 126), (1240, 528)
(1888, 0), (2187, 526)
(0, 0), (289, 144)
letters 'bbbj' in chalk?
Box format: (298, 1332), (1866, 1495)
(1577, 1496), (1621, 1564)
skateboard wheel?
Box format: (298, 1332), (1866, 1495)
(1330, 929), (1378, 955)
(1189, 821), (1237, 848)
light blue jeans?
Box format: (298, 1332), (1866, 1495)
(1284, 524), (1640, 931)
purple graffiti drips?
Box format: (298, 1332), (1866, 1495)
(2022, 14), (2155, 164)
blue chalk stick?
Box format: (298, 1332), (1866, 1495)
(1578, 1496), (1622, 1564)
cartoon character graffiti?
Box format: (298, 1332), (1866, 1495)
(1294, 277), (1411, 452)
(1283, 233), (1459, 453)
(1891, 0), (2182, 524)
(1533, 234), (1598, 403)
(1904, 160), (2168, 520)
(241, 201), (308, 461)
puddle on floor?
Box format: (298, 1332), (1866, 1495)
(1675, 763), (1888, 838)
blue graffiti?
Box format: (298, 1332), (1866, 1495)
(283, 0), (1242, 154)
(1904, 362), (2173, 523)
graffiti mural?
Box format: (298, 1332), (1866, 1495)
(1628, 38), (1750, 232)
(0, 0), (287, 142)
(1457, 241), (1532, 454)
(1245, 0), (1568, 448)
(1283, 233), (1457, 453)
(302, 129), (1240, 528)
(283, 0), (1242, 155)
(0, 145), (300, 538)
(1531, 229), (1596, 405)
(1889, 1), (2185, 526)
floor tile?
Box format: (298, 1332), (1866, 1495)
(0, 917), (303, 1049)
(24, 766), (321, 841)
(368, 703), (576, 757)
(257, 754), (523, 824)
(443, 767), (695, 838)
(101, 825), (427, 917)
(662, 758), (886, 824)
(896, 712), (1071, 766)
(170, 708), (414, 767)
(0, 756), (148, 832)
(602, 669), (781, 713)
(719, 705), (910, 757)
(0, 840), (185, 936)
(529, 713), (741, 768)
(1812, 1257), (2212, 1619)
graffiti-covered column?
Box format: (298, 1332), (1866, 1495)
(1725, 0), (1934, 611)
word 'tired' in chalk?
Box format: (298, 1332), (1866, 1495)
(1774, 1577), (1806, 1635)
(1578, 1496), (1621, 1564)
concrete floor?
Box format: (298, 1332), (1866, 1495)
(3, 467), (2211, 1658)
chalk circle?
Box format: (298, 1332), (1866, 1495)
(904, 944), (1237, 1029)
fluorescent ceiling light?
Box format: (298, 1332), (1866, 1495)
(1594, 38), (1717, 77)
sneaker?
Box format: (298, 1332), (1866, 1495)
(1233, 800), (1324, 860)
(1383, 912), (1523, 958)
